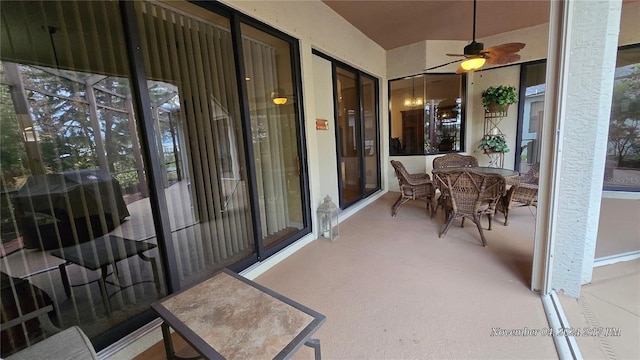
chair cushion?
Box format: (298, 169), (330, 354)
(6, 326), (97, 360)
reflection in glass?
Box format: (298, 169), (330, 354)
(518, 62), (546, 174)
(389, 74), (463, 155)
(135, 2), (255, 288)
(336, 67), (362, 204)
(240, 23), (305, 250)
(362, 75), (379, 194)
(0, 1), (161, 354)
(604, 46), (640, 191)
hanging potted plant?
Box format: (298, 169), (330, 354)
(481, 85), (518, 113)
(478, 134), (510, 154)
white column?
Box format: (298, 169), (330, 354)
(533, 0), (622, 297)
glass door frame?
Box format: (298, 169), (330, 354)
(515, 59), (547, 172)
(231, 11), (312, 261)
(317, 54), (380, 209)
(116, 0), (313, 347)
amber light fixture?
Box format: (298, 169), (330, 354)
(272, 96), (287, 105)
(271, 89), (290, 105)
(460, 56), (486, 71)
(403, 77), (423, 107)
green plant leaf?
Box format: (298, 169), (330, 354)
(478, 134), (510, 153)
(481, 85), (518, 112)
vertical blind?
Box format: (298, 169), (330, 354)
(1, 0), (161, 355)
(134, 1), (255, 287)
(242, 37), (290, 239)
(1, 0), (311, 355)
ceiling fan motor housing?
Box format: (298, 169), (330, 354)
(464, 41), (484, 56)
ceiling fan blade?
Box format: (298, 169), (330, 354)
(485, 53), (521, 65)
(424, 58), (463, 71)
(446, 53), (466, 57)
(480, 42), (526, 57)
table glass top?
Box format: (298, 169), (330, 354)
(433, 166), (519, 177)
(50, 235), (156, 270)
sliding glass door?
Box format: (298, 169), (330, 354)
(240, 23), (307, 254)
(516, 61), (546, 173)
(1, 0), (310, 353)
(517, 48), (640, 261)
(336, 67), (362, 205)
(134, 1), (255, 289)
(335, 65), (380, 208)
(361, 75), (380, 195)
(0, 0), (162, 353)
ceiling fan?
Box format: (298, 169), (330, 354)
(426, 0), (525, 73)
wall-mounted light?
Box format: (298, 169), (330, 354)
(272, 96), (288, 105)
(270, 88), (291, 105)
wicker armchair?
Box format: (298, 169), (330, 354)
(432, 154), (479, 217)
(507, 162), (540, 186)
(498, 163), (540, 225)
(390, 160), (436, 218)
(498, 183), (538, 225)
(432, 154), (478, 169)
(435, 169), (506, 247)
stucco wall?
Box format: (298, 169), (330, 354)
(550, 0), (622, 295)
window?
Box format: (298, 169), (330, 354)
(389, 74), (465, 155)
(515, 61), (546, 174)
(516, 45), (640, 191)
(0, 0), (310, 354)
(604, 44), (640, 191)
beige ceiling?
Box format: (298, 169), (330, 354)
(322, 0), (551, 50)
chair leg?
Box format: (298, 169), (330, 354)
(430, 198), (437, 219)
(474, 215), (488, 247)
(392, 195), (404, 217)
(487, 213), (493, 230)
(439, 214), (456, 238)
(460, 217), (465, 228)
(504, 208), (510, 226)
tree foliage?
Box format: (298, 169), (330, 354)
(608, 65), (640, 167)
(0, 63), (175, 193)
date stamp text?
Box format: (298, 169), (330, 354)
(490, 327), (621, 337)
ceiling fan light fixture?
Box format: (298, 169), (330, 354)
(463, 41), (484, 56)
(461, 57), (486, 71)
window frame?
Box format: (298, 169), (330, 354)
(387, 72), (467, 156)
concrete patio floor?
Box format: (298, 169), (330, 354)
(133, 191), (639, 360)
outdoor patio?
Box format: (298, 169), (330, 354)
(135, 190), (638, 360)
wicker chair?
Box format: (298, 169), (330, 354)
(498, 183), (538, 225)
(435, 169), (506, 247)
(498, 163), (540, 225)
(432, 154), (479, 217)
(432, 153), (478, 169)
(390, 160), (436, 218)
(507, 162), (540, 186)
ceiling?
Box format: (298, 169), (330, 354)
(322, 0), (552, 50)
